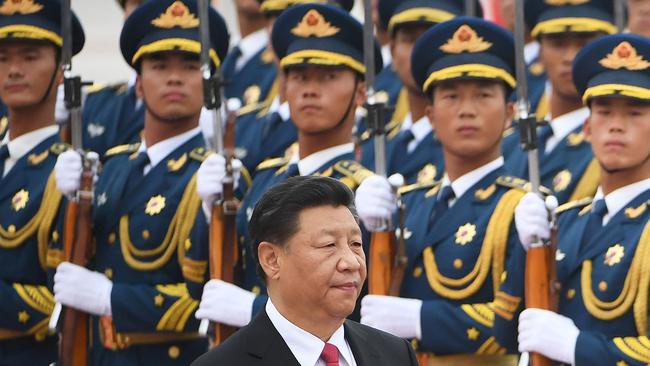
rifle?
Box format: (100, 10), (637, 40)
(464, 0), (476, 17)
(49, 1), (96, 365)
(362, 0), (407, 297)
(196, 0), (239, 346)
(614, 0), (626, 32)
(514, 0), (559, 365)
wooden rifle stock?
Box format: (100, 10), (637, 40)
(207, 110), (239, 346)
(59, 157), (96, 366)
(525, 226), (560, 366)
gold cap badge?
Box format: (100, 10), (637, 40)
(291, 9), (340, 38)
(599, 42), (650, 71)
(545, 0), (589, 5)
(151, 1), (199, 29)
(0, 0), (42, 15)
(440, 25), (492, 54)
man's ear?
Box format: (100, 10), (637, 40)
(355, 79), (366, 108)
(505, 101), (515, 130)
(258, 241), (282, 281)
(135, 75), (143, 100)
(425, 104), (435, 131)
(584, 116), (592, 143)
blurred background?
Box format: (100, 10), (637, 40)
(72, 0), (497, 84)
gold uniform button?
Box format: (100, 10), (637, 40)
(52, 231), (59, 242)
(413, 266), (423, 278)
(35, 332), (46, 342)
(168, 345), (180, 359)
(566, 288), (576, 300)
(108, 232), (116, 244)
(453, 259), (463, 269)
(142, 230), (150, 240)
(104, 268), (113, 279)
(599, 281), (608, 292)
(184, 238), (192, 251)
(8, 225), (16, 234)
(251, 286), (261, 295)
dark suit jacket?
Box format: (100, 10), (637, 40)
(191, 308), (418, 366)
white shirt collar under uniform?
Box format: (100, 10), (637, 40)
(545, 107), (589, 154)
(234, 28), (268, 72)
(268, 96), (291, 121)
(292, 143), (354, 176)
(441, 157), (504, 207)
(592, 178), (650, 226)
(1, 125), (59, 177)
(266, 299), (356, 366)
(138, 126), (201, 175)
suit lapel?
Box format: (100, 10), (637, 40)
(344, 321), (380, 366)
(557, 212), (590, 281)
(245, 309), (301, 365)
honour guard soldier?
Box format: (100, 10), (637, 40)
(503, 0), (617, 205)
(628, 0), (650, 38)
(53, 0), (146, 159)
(233, 0), (353, 174)
(495, 33), (650, 366)
(50, 1), (229, 364)
(195, 2), (377, 330)
(221, 0), (275, 107)
(0, 0), (84, 364)
(356, 17), (527, 364)
(361, 0), (482, 183)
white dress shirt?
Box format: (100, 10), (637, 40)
(234, 28), (268, 72)
(440, 157), (505, 208)
(0, 125), (59, 177)
(592, 178), (650, 226)
(268, 95), (291, 121)
(266, 300), (357, 366)
(544, 107), (589, 154)
(137, 126), (201, 175)
(381, 44), (392, 66)
(399, 113), (432, 154)
(289, 143), (355, 176)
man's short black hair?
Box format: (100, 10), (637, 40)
(248, 176), (358, 282)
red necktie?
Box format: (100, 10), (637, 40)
(320, 343), (339, 366)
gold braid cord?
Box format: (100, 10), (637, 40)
(0, 173), (62, 269)
(423, 189), (524, 300)
(120, 174), (201, 271)
(581, 219), (650, 335)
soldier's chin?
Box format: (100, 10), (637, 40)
(158, 112), (195, 124)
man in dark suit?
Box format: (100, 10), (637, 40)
(192, 176), (417, 366)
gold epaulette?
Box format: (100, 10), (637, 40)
(256, 157), (289, 171)
(555, 197), (593, 215)
(496, 176), (553, 196)
(50, 143), (71, 155)
(86, 81), (129, 95)
(502, 126), (516, 138)
(0, 116), (7, 136)
(398, 180), (440, 195)
(188, 147), (211, 162)
(237, 100), (271, 117)
(105, 143), (140, 157)
(333, 160), (374, 190)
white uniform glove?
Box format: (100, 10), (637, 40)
(518, 308), (579, 365)
(355, 175), (400, 232)
(195, 279), (255, 328)
(196, 154), (242, 221)
(514, 193), (558, 251)
(55, 150), (83, 198)
(54, 262), (113, 316)
(360, 294), (422, 339)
